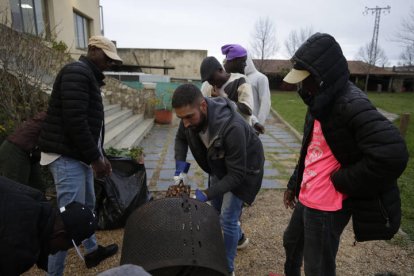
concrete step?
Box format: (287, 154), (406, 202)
(104, 104), (121, 117)
(113, 118), (154, 149)
(104, 114), (144, 148)
(105, 109), (133, 131)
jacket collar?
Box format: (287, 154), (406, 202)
(79, 56), (105, 86)
(204, 97), (235, 147)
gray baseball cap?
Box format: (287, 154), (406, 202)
(200, 56), (223, 82)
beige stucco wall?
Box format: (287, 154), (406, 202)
(0, 0), (11, 24)
(47, 0), (101, 58)
(0, 0), (101, 59)
(117, 48), (207, 80)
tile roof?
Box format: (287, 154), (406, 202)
(253, 59), (397, 76)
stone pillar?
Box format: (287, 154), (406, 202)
(142, 82), (156, 119)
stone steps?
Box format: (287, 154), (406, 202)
(113, 118), (154, 149)
(104, 103), (153, 149)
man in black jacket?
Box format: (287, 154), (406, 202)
(0, 176), (97, 275)
(39, 36), (121, 275)
(173, 84), (265, 275)
(282, 33), (408, 276)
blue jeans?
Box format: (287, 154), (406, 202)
(211, 191), (243, 273)
(283, 201), (351, 276)
(47, 156), (98, 276)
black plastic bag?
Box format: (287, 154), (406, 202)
(94, 156), (150, 230)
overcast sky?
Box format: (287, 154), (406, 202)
(100, 0), (413, 66)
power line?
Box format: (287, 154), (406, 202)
(363, 5), (391, 65)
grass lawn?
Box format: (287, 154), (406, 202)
(271, 91), (414, 240)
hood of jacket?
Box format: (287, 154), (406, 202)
(244, 54), (258, 76)
(292, 33), (350, 120)
(204, 97), (235, 144)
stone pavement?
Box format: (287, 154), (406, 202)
(138, 106), (399, 192)
(139, 113), (302, 192)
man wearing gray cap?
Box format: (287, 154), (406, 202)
(200, 56), (254, 125)
(39, 36), (122, 275)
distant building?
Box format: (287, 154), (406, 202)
(0, 0), (102, 59)
(115, 48), (207, 81)
(254, 59), (414, 92)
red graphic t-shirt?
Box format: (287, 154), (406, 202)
(299, 120), (347, 211)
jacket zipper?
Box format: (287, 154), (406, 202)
(378, 198), (390, 228)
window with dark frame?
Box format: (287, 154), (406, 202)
(9, 0), (46, 36)
(73, 11), (89, 49)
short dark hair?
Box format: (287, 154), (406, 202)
(172, 84), (203, 109)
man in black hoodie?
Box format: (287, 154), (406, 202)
(282, 33), (408, 276)
(173, 84), (265, 275)
(39, 36), (121, 275)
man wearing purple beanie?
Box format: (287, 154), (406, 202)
(222, 44), (269, 134)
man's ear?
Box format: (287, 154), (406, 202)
(200, 98), (207, 113)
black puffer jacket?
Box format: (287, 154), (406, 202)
(287, 33), (409, 241)
(0, 176), (55, 275)
(175, 97), (265, 205)
(39, 56), (105, 164)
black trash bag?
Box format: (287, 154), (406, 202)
(94, 156), (150, 230)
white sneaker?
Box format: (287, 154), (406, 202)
(237, 234), (249, 250)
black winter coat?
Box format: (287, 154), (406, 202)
(39, 56), (105, 164)
(175, 97), (265, 205)
(288, 33), (409, 241)
(0, 176), (55, 275)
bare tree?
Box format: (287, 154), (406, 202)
(250, 17), (278, 71)
(399, 45), (414, 66)
(284, 27), (314, 57)
(357, 42), (389, 67)
(395, 7), (414, 66)
(356, 42), (388, 92)
(0, 13), (70, 137)
(395, 7), (414, 47)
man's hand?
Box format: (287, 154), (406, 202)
(254, 123), (265, 134)
(92, 157), (108, 178)
(211, 86), (220, 97)
(283, 189), (296, 209)
(104, 157), (112, 176)
(174, 161), (191, 184)
(195, 189), (208, 202)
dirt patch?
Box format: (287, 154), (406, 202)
(25, 190), (414, 276)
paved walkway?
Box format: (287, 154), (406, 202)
(139, 113), (301, 192)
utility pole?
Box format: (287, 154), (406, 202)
(363, 5), (391, 92)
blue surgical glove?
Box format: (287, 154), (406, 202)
(195, 189), (208, 202)
(174, 161), (191, 185)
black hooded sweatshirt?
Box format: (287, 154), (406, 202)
(287, 33), (409, 241)
(0, 176), (55, 275)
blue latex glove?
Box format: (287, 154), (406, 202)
(174, 161), (191, 185)
(175, 161), (191, 175)
(195, 189), (208, 202)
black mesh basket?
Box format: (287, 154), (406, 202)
(120, 196), (228, 276)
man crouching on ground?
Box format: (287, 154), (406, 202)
(173, 84), (265, 275)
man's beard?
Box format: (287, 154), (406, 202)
(189, 111), (207, 133)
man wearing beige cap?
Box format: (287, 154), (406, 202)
(39, 36), (122, 276)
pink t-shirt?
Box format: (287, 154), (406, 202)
(299, 120), (346, 211)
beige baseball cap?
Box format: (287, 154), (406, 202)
(88, 36), (123, 63)
(283, 68), (310, 84)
